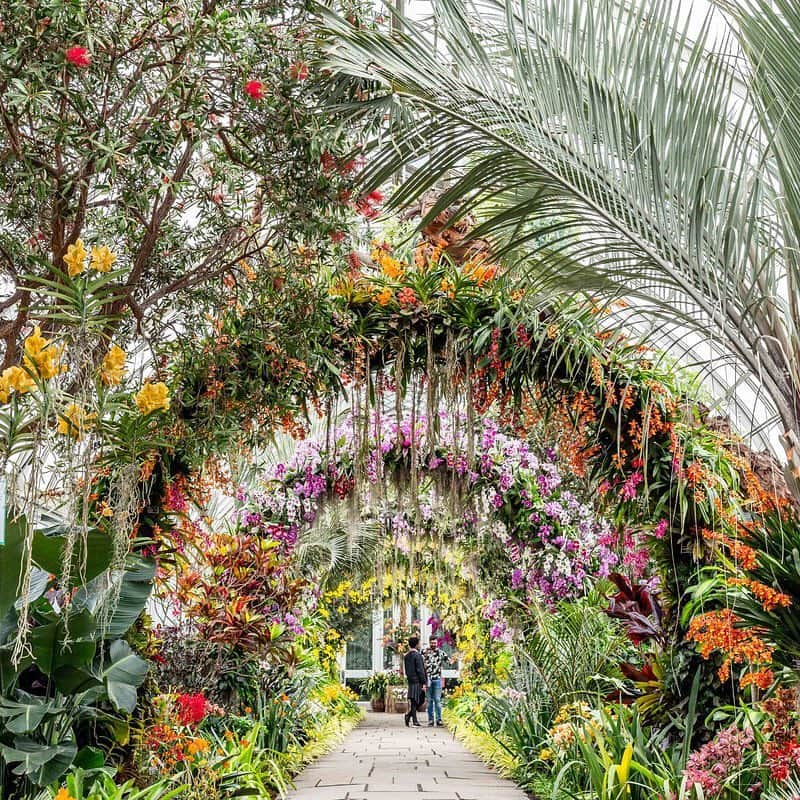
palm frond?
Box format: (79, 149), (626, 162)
(295, 509), (384, 587)
(321, 0), (800, 462)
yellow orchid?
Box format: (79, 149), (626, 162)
(0, 366), (34, 403)
(63, 239), (88, 277)
(57, 403), (94, 440)
(90, 245), (117, 272)
(135, 381), (170, 414)
(23, 326), (62, 379)
(100, 344), (127, 386)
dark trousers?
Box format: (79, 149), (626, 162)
(406, 682), (422, 724)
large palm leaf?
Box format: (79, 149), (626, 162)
(320, 0), (800, 474)
(295, 510), (384, 588)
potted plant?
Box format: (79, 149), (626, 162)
(363, 671), (389, 712)
(391, 685), (409, 714)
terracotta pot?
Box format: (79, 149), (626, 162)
(371, 698), (386, 712)
(395, 701), (409, 714)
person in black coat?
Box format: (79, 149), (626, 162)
(403, 635), (427, 727)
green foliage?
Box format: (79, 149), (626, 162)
(739, 513), (800, 665)
(50, 768), (185, 800)
(0, 515), (152, 790)
(362, 671), (389, 700)
(513, 598), (630, 715)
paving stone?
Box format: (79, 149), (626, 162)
(283, 711), (528, 800)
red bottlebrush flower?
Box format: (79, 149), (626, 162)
(347, 251), (361, 272)
(244, 80), (266, 100)
(65, 46), (91, 68)
(355, 191), (382, 220)
(320, 150), (337, 172)
(329, 230), (346, 244)
(176, 692), (208, 726)
(289, 61), (309, 81)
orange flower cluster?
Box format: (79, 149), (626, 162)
(686, 461), (706, 485)
(643, 403), (671, 439)
(463, 256), (497, 286)
(280, 412), (307, 439)
(143, 724), (212, 769)
(590, 357), (604, 386)
(740, 669), (775, 690)
(728, 577), (791, 612)
(619, 385), (637, 412)
(702, 529), (759, 570)
(472, 367), (502, 415)
(686, 609), (774, 682)
(413, 239), (444, 270)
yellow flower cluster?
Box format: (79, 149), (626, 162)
(323, 577), (375, 604)
(135, 381), (170, 414)
(0, 366), (33, 403)
(91, 245), (117, 272)
(63, 240), (117, 277)
(317, 682), (358, 706)
(187, 737), (210, 756)
(23, 326), (63, 379)
(57, 402), (95, 440)
(100, 344), (127, 386)
(0, 326), (67, 403)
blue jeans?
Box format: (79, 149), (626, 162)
(427, 678), (442, 722)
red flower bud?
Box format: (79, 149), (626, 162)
(244, 79), (266, 100)
(65, 46), (91, 68)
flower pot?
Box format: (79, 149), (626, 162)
(395, 701), (409, 714)
(371, 698), (386, 712)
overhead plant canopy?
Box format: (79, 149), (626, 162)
(320, 0), (800, 477)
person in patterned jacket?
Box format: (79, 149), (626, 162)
(422, 638), (450, 727)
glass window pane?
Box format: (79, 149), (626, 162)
(346, 617), (373, 670)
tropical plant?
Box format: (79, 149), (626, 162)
(765, 776), (800, 800)
(296, 512), (384, 590)
(0, 515), (152, 790)
(558, 700), (763, 800)
(322, 0), (800, 485)
(505, 598), (630, 710)
(363, 671), (389, 701)
(49, 769), (184, 800)
(0, 0), (361, 368)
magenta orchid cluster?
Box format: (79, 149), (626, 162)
(237, 414), (629, 616)
(475, 421), (618, 608)
(684, 725), (755, 796)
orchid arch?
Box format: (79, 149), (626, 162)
(236, 408), (630, 666)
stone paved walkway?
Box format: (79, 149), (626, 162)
(286, 709), (529, 800)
